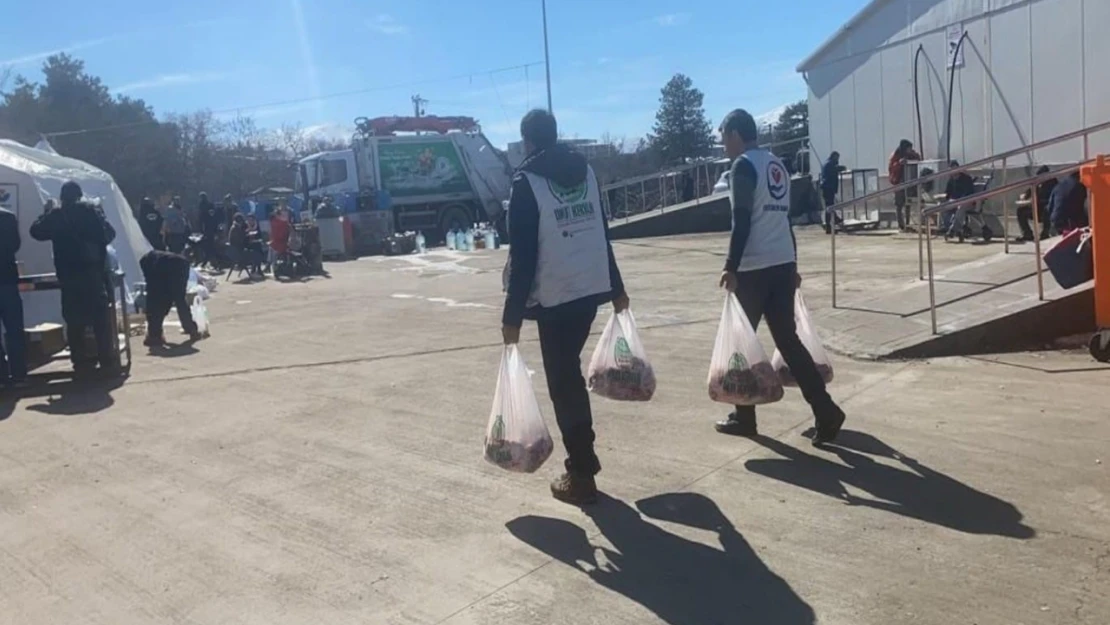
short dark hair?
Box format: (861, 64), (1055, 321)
(720, 109), (758, 142)
(520, 109), (557, 149)
(60, 181), (82, 204)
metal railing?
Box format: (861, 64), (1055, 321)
(917, 161), (1090, 334)
(830, 120), (1110, 307)
(601, 135), (812, 222)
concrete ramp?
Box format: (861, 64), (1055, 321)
(609, 194), (731, 240)
(814, 238), (1094, 359)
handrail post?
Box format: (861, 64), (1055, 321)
(1002, 157), (1010, 254)
(1032, 191), (1045, 301)
(926, 214), (937, 334)
(917, 179), (924, 280)
(623, 184), (629, 221)
(1084, 133), (1090, 160)
(831, 209), (838, 308)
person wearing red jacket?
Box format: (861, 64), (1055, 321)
(888, 139), (922, 231)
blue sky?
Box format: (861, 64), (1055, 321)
(2, 0), (864, 147)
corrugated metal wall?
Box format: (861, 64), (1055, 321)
(804, 0), (1110, 177)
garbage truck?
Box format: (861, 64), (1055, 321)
(295, 115), (513, 248)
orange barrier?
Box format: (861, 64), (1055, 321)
(1080, 156), (1110, 329)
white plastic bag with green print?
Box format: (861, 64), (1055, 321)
(483, 345), (554, 473)
(707, 294), (783, 406)
(587, 309), (656, 401)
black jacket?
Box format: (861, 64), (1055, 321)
(199, 199), (223, 235)
(945, 172), (976, 200)
(140, 250), (190, 302)
(139, 203), (164, 244)
(29, 201), (116, 281)
(502, 144), (625, 327)
(0, 208), (21, 285)
(820, 160), (843, 194)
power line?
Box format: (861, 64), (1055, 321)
(43, 61), (545, 138)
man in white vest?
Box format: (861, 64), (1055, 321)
(502, 109), (629, 505)
(715, 109), (846, 444)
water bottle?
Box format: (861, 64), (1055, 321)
(455, 228), (467, 251)
(483, 229), (495, 250)
(446, 228), (457, 250)
(493, 228), (501, 249)
(464, 227), (475, 251)
(415, 231), (426, 253)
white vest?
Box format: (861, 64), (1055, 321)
(522, 166), (612, 308)
(736, 148), (796, 272)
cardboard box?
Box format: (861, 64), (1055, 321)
(25, 323), (65, 370)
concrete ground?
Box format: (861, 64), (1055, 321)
(0, 229), (1107, 624)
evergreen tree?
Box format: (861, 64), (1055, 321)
(647, 74), (714, 165)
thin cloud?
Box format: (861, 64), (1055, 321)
(368, 14), (409, 36)
(114, 72), (232, 94)
(0, 35), (119, 67)
(654, 13), (690, 27)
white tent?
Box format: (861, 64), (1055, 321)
(0, 139), (151, 326)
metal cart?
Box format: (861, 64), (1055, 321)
(20, 271), (133, 380)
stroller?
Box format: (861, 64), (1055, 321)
(944, 174), (1002, 243)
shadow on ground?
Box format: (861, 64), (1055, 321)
(507, 492), (815, 624)
(17, 376), (126, 417)
(746, 431), (1034, 538)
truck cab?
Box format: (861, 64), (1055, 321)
(296, 150), (360, 213)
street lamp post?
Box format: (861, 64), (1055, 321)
(542, 0), (553, 112)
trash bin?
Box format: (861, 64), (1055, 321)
(317, 216), (345, 259)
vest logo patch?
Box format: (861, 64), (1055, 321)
(767, 160), (788, 200)
(547, 180), (589, 204)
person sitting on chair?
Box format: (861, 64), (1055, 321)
(1017, 165), (1056, 241)
(943, 161), (977, 240)
(1049, 171), (1089, 235)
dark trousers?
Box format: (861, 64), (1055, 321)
(147, 265), (197, 340)
(0, 284), (27, 380)
(733, 262), (835, 421)
(895, 190), (909, 229)
(166, 233), (187, 254)
(143, 230), (166, 251)
(1017, 205), (1050, 240)
(537, 306), (600, 477)
(822, 188), (842, 228)
(61, 273), (115, 371)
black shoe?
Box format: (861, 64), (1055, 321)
(812, 404), (846, 446)
(550, 473), (598, 506)
(714, 412), (758, 437)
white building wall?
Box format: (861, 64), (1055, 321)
(803, 0), (1109, 178)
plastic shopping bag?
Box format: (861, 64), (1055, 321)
(483, 345), (554, 473)
(191, 296), (210, 337)
(707, 294), (783, 406)
(771, 291), (834, 386)
(587, 309), (656, 401)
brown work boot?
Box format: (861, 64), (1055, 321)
(550, 472), (598, 506)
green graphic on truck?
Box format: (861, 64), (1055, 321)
(378, 141), (473, 197)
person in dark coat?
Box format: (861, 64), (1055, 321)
(820, 151), (846, 232)
(138, 197), (164, 250)
(943, 161), (977, 238)
(139, 250), (201, 347)
(0, 207), (26, 386)
(1017, 165), (1056, 241)
(1049, 171), (1088, 234)
(222, 194), (238, 238)
(29, 181), (118, 375)
(198, 192), (224, 267)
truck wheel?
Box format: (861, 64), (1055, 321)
(1089, 329), (1110, 363)
(438, 204), (472, 243)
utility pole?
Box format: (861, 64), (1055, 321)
(542, 0), (553, 112)
(411, 94), (427, 118)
